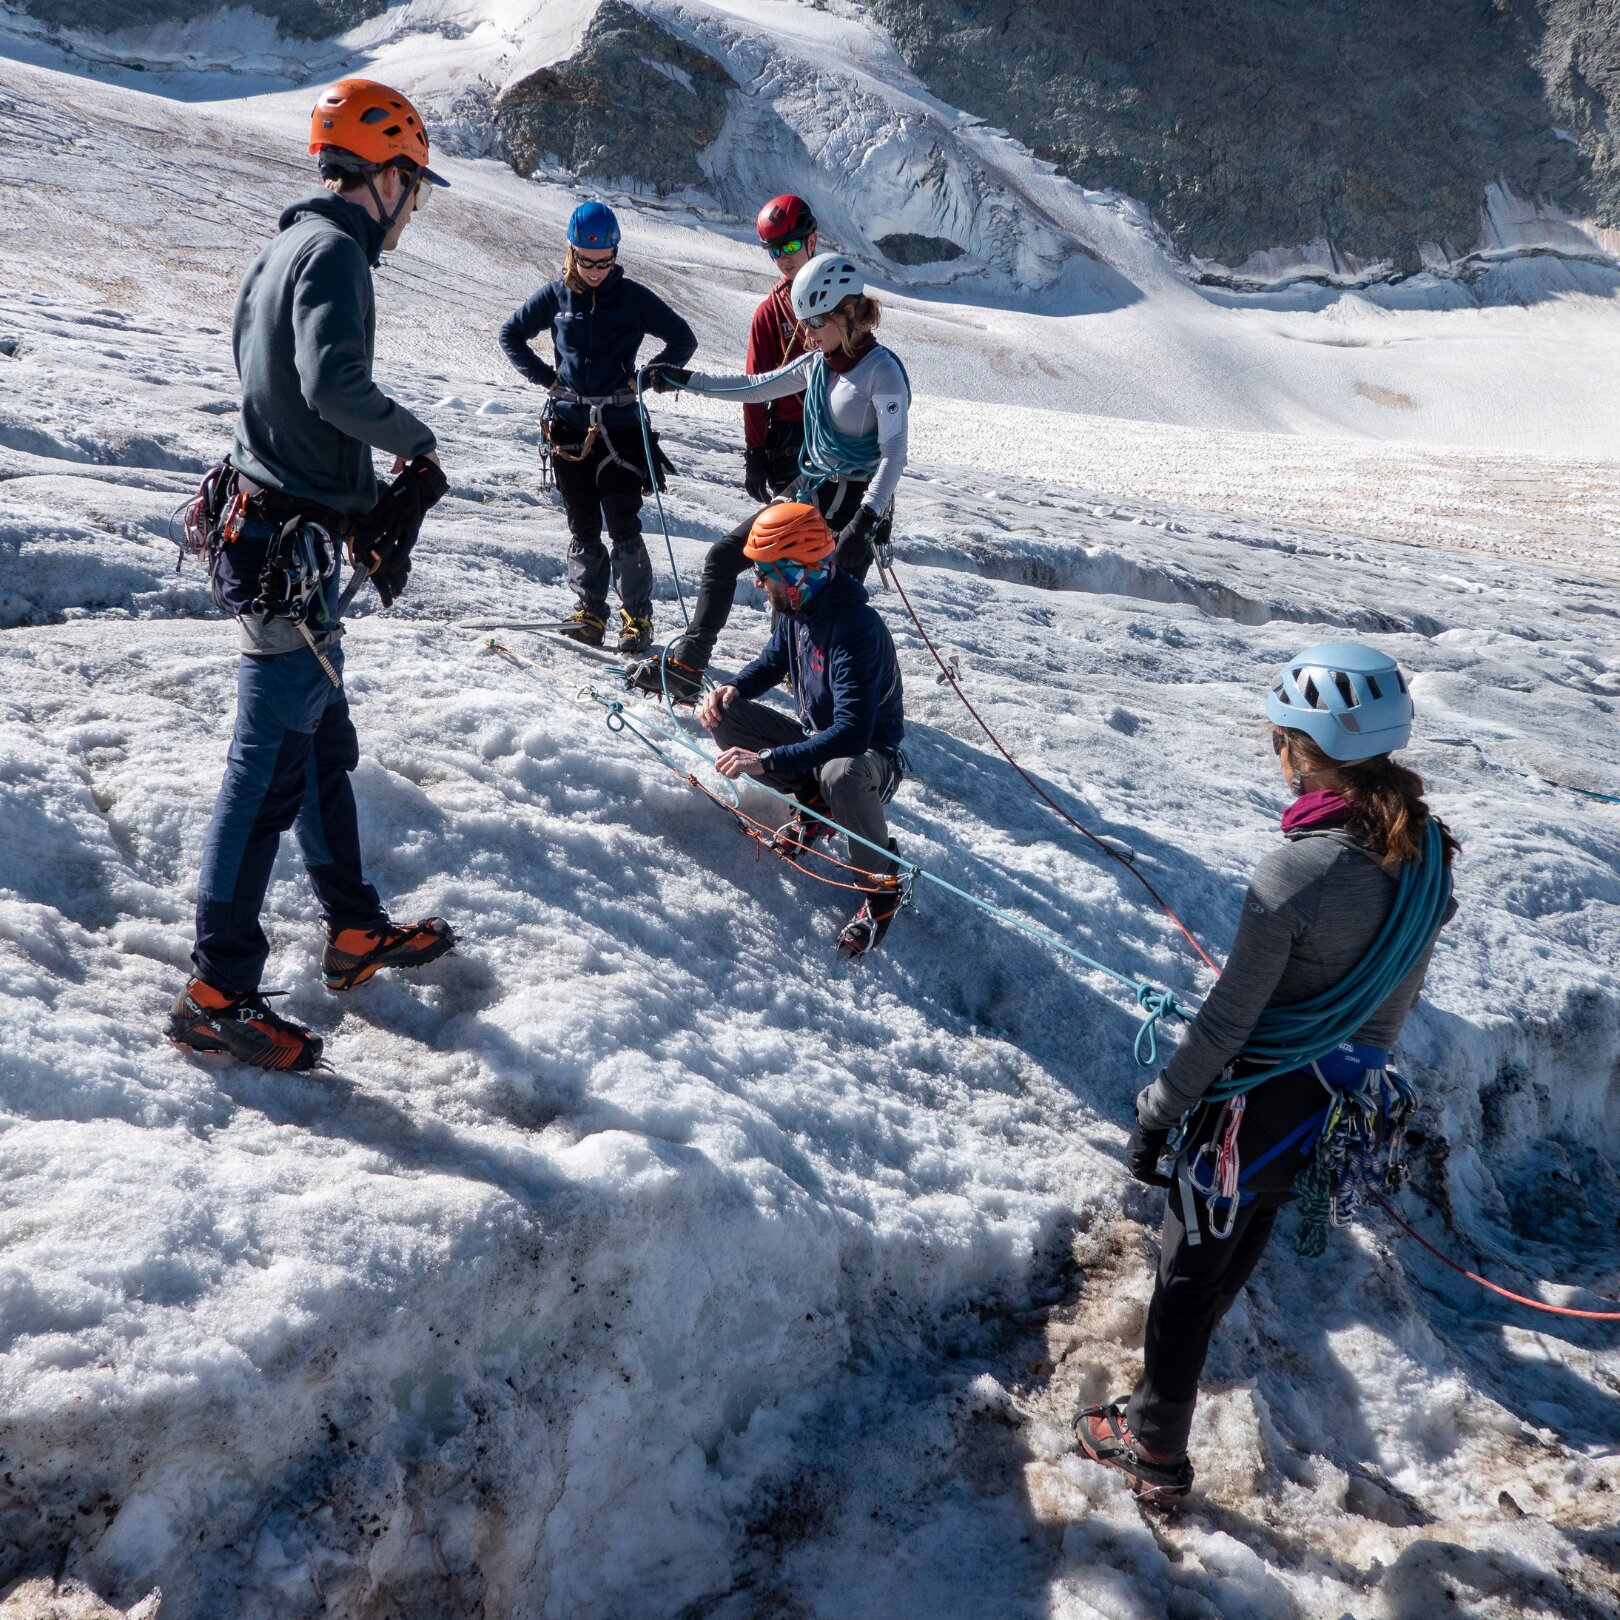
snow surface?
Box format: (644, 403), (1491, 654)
(3, 20), (1620, 1620)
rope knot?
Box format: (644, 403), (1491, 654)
(1132, 984), (1189, 1069)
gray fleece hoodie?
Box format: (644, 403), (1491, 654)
(229, 192), (437, 655)
(232, 192), (435, 512)
(1137, 825), (1455, 1130)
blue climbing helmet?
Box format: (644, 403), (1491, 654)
(567, 200), (620, 251)
(1265, 642), (1414, 761)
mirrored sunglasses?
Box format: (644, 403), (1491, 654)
(804, 314), (835, 330)
(767, 237), (807, 260)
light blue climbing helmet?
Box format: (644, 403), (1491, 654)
(1265, 642), (1414, 761)
(567, 199), (620, 250)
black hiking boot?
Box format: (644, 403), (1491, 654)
(321, 917), (456, 992)
(1075, 1400), (1194, 1510)
(625, 649), (704, 703)
(558, 607), (607, 647)
(166, 979), (323, 1072)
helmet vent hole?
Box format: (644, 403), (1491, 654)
(1333, 671), (1358, 706)
(361, 107), (390, 124)
(1365, 674), (1382, 699)
(1302, 676), (1322, 708)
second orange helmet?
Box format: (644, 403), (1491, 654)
(743, 502), (836, 567)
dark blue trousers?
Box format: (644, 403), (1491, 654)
(192, 645), (386, 992)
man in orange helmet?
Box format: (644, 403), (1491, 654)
(166, 80), (456, 1071)
(698, 502), (908, 955)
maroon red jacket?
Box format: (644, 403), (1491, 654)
(743, 278), (810, 448)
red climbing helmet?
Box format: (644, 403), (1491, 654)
(756, 194), (817, 247)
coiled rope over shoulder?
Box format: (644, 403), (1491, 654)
(1205, 819), (1454, 1099)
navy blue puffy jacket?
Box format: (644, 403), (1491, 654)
(499, 266), (696, 433)
(731, 570), (905, 775)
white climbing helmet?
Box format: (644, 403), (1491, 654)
(791, 252), (864, 319)
(1265, 642), (1415, 761)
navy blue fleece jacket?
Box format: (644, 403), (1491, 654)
(498, 265), (695, 433)
(731, 570), (905, 774)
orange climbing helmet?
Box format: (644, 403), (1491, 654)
(743, 502), (835, 567)
(309, 79), (448, 189)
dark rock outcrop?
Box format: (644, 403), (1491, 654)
(877, 233), (966, 265)
(493, 0), (733, 195)
(867, 0), (1620, 271)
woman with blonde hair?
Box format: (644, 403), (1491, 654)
(631, 252), (910, 699)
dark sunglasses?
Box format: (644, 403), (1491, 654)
(767, 237), (807, 260)
(1271, 729), (1289, 755)
(804, 312), (841, 330)
(575, 250), (617, 270)
(392, 163), (430, 209)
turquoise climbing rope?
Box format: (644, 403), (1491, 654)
(1204, 819), (1454, 1100)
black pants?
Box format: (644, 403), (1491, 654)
(551, 434), (653, 619)
(668, 478), (872, 671)
(1125, 1183), (1280, 1457)
(710, 700), (900, 884)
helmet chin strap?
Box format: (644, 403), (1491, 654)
(362, 167), (413, 237)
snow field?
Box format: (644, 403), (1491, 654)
(2, 42), (1619, 1620)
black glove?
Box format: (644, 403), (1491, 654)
(1125, 1115), (1173, 1187)
(743, 446), (772, 504)
(646, 365), (692, 395)
(835, 504), (879, 570)
(533, 361), (558, 389)
(354, 455), (448, 609)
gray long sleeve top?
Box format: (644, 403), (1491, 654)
(1137, 826), (1455, 1130)
(684, 347), (910, 511)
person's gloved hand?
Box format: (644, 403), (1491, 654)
(646, 365), (692, 394)
(743, 446), (772, 504)
(1125, 1119), (1171, 1186)
(357, 455), (448, 609)
(835, 504), (879, 570)
(1126, 1088), (1174, 1187)
(533, 361), (558, 389)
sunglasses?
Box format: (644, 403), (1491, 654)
(767, 237), (808, 260)
(804, 312), (842, 330)
(1271, 730), (1289, 755)
(391, 164), (431, 209)
(753, 560), (807, 588)
(575, 251), (617, 271)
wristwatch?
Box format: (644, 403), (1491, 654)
(756, 749), (774, 769)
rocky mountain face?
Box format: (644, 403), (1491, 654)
(11, 0), (1617, 274)
(492, 0), (731, 196)
(867, 0), (1620, 272)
